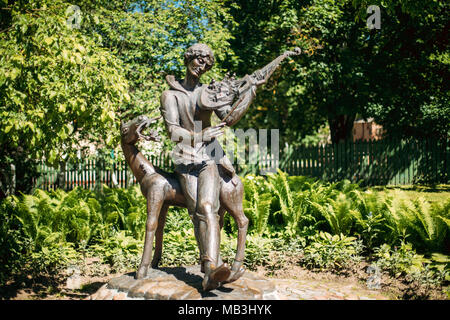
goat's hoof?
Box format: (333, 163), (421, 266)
(225, 266), (245, 283)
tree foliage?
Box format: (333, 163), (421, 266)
(224, 0), (449, 144)
(0, 0), (238, 196)
(0, 0), (130, 195)
(353, 0), (449, 139)
(0, 0), (448, 196)
(78, 0), (238, 119)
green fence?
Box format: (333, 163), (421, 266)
(32, 138), (449, 190)
(278, 138), (449, 186)
(32, 154), (174, 191)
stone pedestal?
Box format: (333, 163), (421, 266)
(88, 265), (279, 300)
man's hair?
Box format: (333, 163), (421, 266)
(184, 43), (214, 70)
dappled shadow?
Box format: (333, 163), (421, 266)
(148, 266), (234, 298)
(0, 274), (64, 300)
(158, 267), (203, 285)
(78, 281), (106, 295)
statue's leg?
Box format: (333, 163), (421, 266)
(196, 161), (230, 290)
(151, 204), (169, 268)
(175, 170), (205, 271)
(136, 185), (165, 279)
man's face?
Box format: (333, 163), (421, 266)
(187, 54), (210, 79)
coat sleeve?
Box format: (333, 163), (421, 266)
(160, 90), (193, 143)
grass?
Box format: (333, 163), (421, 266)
(372, 185), (450, 204)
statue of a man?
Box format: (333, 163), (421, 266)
(160, 43), (236, 290)
(160, 43), (300, 290)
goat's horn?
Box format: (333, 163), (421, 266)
(149, 115), (162, 123)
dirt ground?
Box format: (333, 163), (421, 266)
(1, 257), (448, 300)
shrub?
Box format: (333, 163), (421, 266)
(266, 170), (323, 236)
(373, 242), (429, 278)
(89, 230), (143, 273)
(301, 231), (364, 271)
(29, 242), (81, 275)
(159, 228), (199, 267)
(242, 174), (273, 236)
(349, 190), (391, 251)
(373, 242), (449, 295)
(308, 193), (357, 236)
(220, 232), (273, 271)
(0, 197), (29, 285)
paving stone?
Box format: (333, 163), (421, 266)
(107, 275), (136, 291)
(102, 289), (117, 300)
(170, 287), (202, 300)
(88, 284), (108, 300)
(112, 292), (128, 300)
(96, 286), (115, 300)
(90, 265), (391, 300)
(128, 280), (161, 298)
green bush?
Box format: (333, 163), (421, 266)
(242, 174), (273, 236)
(373, 242), (449, 293)
(0, 197), (29, 285)
(1, 171), (448, 290)
(348, 190), (391, 251)
(159, 228), (199, 267)
(301, 231), (364, 271)
(220, 232), (273, 271)
(89, 230), (143, 273)
(374, 242), (428, 278)
(29, 242), (81, 275)
(388, 198), (449, 253)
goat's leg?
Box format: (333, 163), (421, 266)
(136, 191), (164, 279)
(216, 206), (226, 267)
(223, 200), (248, 283)
(151, 204), (168, 268)
(221, 177), (248, 283)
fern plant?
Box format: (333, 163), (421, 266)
(266, 170), (307, 236)
(308, 193), (357, 236)
(242, 174), (273, 235)
(390, 197), (449, 253)
(349, 190), (391, 250)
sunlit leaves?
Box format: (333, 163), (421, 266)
(0, 0), (129, 167)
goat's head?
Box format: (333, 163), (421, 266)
(120, 115), (161, 145)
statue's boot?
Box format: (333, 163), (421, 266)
(202, 263), (231, 291)
(201, 255), (224, 273)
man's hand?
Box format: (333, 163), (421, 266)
(201, 122), (226, 142)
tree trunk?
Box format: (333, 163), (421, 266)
(95, 160), (103, 191)
(56, 161), (66, 189)
(10, 163), (16, 195)
(328, 114), (356, 144)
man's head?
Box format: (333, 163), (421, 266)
(184, 43), (214, 78)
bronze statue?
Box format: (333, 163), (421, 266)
(120, 115), (248, 284)
(121, 44), (301, 290)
